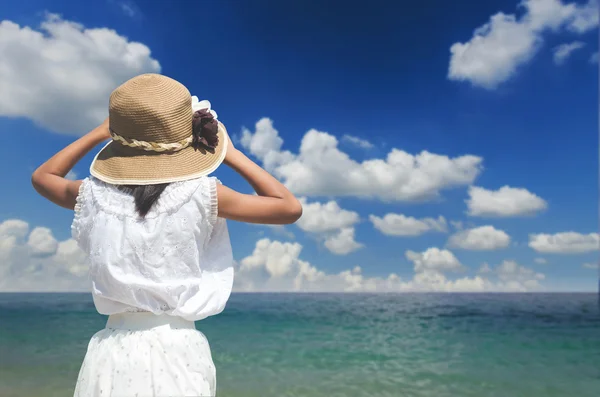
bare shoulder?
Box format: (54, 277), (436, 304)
(215, 182), (238, 202)
(31, 172), (83, 210)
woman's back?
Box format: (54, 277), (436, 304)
(73, 175), (233, 321)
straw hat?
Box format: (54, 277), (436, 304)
(90, 73), (228, 185)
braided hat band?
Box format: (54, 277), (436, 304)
(110, 128), (193, 153)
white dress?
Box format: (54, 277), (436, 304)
(71, 175), (234, 397)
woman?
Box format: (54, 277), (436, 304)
(31, 73), (302, 397)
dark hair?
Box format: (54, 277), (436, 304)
(118, 184), (169, 217)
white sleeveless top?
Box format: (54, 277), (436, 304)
(71, 176), (234, 322)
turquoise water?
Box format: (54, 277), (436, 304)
(0, 293), (598, 397)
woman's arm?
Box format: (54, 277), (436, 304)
(217, 131), (303, 225)
(31, 118), (110, 210)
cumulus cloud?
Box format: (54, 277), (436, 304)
(295, 198), (362, 255)
(405, 247), (464, 273)
(240, 239), (302, 278)
(448, 0), (599, 89)
(553, 41), (585, 64)
(236, 238), (380, 292)
(403, 250), (543, 292)
(590, 52), (599, 63)
(240, 118), (483, 201)
(0, 219), (89, 291)
(466, 186), (548, 217)
(235, 239), (542, 293)
(534, 257), (548, 264)
(529, 232), (599, 253)
(0, 13), (161, 135)
(342, 134), (374, 149)
(323, 227), (363, 255)
(447, 225), (511, 251)
(492, 260), (545, 291)
(27, 227), (59, 256)
(369, 213), (447, 237)
(297, 198), (359, 233)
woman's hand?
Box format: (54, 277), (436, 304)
(222, 124), (241, 167)
(91, 117), (111, 142)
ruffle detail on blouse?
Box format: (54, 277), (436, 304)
(71, 178), (89, 243)
(87, 176), (207, 219)
(193, 177), (220, 244)
(206, 177), (219, 227)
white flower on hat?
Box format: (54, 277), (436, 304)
(191, 96), (218, 120)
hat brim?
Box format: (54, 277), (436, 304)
(90, 123), (228, 185)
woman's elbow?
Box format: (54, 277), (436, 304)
(282, 199), (303, 224)
(31, 170), (43, 191)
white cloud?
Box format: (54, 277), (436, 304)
(0, 219), (29, 241)
(405, 247), (464, 273)
(478, 260), (544, 291)
(565, 0), (600, 33)
(402, 249), (544, 292)
(590, 52), (599, 63)
(553, 41), (585, 64)
(534, 257), (548, 264)
(27, 227), (59, 256)
(0, 13), (160, 135)
(240, 118), (483, 201)
(342, 134), (374, 149)
(448, 12), (539, 89)
(369, 213), (447, 237)
(239, 118), (294, 172)
(295, 198), (362, 255)
(582, 262), (598, 269)
(402, 248), (495, 292)
(324, 227), (363, 255)
(240, 239), (302, 278)
(448, 0), (599, 89)
(236, 238), (378, 292)
(466, 186), (548, 217)
(493, 260), (545, 291)
(297, 198), (359, 233)
(447, 225), (511, 251)
(235, 239), (543, 293)
(529, 232), (599, 253)
(0, 219), (89, 291)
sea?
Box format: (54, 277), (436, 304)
(0, 292), (598, 397)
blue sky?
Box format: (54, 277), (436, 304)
(0, 0), (597, 292)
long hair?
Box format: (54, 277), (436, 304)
(117, 184), (169, 218)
